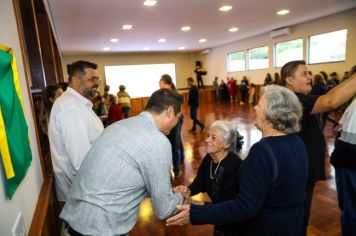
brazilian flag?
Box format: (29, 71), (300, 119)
(0, 45), (32, 199)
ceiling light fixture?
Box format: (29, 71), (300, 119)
(277, 9), (290, 15)
(144, 0), (157, 6)
(144, 47), (150, 51)
(181, 26), (191, 31)
(219, 5), (232, 12)
(103, 47), (110, 51)
(199, 39), (207, 43)
(110, 38), (119, 43)
(229, 27), (239, 32)
(122, 25), (133, 30)
(178, 46), (185, 50)
(158, 38), (166, 43)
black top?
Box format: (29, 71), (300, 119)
(189, 152), (242, 235)
(296, 93), (326, 183)
(190, 135), (308, 236)
(188, 152), (242, 203)
(188, 85), (200, 107)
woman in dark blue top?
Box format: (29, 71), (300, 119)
(167, 85), (308, 236)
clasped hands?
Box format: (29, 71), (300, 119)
(166, 185), (203, 227)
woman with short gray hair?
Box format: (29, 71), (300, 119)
(173, 120), (243, 235)
(167, 85), (308, 236)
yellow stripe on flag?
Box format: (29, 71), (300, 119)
(0, 106), (15, 179)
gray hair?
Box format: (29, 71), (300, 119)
(262, 85), (302, 134)
(210, 120), (242, 152)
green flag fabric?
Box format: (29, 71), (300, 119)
(0, 45), (32, 199)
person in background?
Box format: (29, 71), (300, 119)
(239, 76), (249, 105)
(117, 84), (131, 118)
(330, 67), (356, 236)
(187, 77), (205, 132)
(58, 82), (69, 92)
(48, 60), (104, 203)
(213, 76), (219, 101)
(248, 83), (256, 104)
(61, 89), (185, 236)
(92, 95), (108, 119)
(219, 79), (230, 102)
(274, 72), (282, 85)
(159, 74), (185, 178)
(107, 94), (123, 125)
(39, 85), (63, 135)
(167, 85), (308, 236)
(174, 120), (243, 235)
(103, 84), (110, 100)
(227, 77), (237, 103)
(194, 61), (207, 89)
(281, 60), (356, 235)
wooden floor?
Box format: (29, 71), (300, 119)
(130, 100), (341, 236)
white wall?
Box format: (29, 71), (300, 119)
(62, 52), (199, 93)
(201, 8), (356, 85)
(0, 1), (43, 235)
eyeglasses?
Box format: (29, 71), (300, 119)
(87, 77), (100, 82)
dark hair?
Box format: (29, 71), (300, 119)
(320, 71), (328, 81)
(160, 74), (176, 90)
(57, 82), (69, 91)
(39, 85), (62, 134)
(144, 89), (183, 115)
(68, 60), (98, 79)
(281, 60), (306, 86)
(92, 95), (103, 103)
(119, 85), (126, 91)
(187, 77), (194, 83)
(313, 74), (325, 85)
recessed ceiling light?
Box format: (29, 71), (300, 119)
(181, 26), (191, 31)
(158, 38), (166, 43)
(277, 9), (290, 15)
(103, 47), (110, 51)
(219, 5), (232, 12)
(144, 0), (157, 6)
(122, 24), (133, 30)
(199, 39), (207, 43)
(144, 47), (150, 51)
(178, 46), (185, 50)
(110, 38), (119, 43)
(229, 27), (239, 32)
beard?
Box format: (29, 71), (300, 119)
(82, 87), (98, 99)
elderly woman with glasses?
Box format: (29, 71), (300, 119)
(167, 85), (308, 236)
(174, 120), (243, 235)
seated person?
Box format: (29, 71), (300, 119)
(167, 85), (308, 236)
(174, 120), (243, 235)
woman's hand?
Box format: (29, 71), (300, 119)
(166, 204), (191, 226)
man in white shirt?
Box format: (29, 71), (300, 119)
(48, 60), (104, 202)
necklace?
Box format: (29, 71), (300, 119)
(210, 160), (222, 179)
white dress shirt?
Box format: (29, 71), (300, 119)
(48, 87), (104, 201)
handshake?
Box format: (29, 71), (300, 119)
(166, 185), (204, 227)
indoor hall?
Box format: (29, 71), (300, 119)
(1, 0), (356, 235)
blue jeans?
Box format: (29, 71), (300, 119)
(335, 168), (356, 236)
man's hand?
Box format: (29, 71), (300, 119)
(173, 185), (191, 198)
(166, 204), (191, 226)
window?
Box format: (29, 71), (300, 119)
(228, 51), (245, 72)
(308, 29), (347, 64)
(275, 38), (303, 68)
(248, 46), (269, 70)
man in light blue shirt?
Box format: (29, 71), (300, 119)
(61, 89), (185, 235)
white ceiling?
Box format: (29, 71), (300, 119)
(46, 0), (356, 54)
